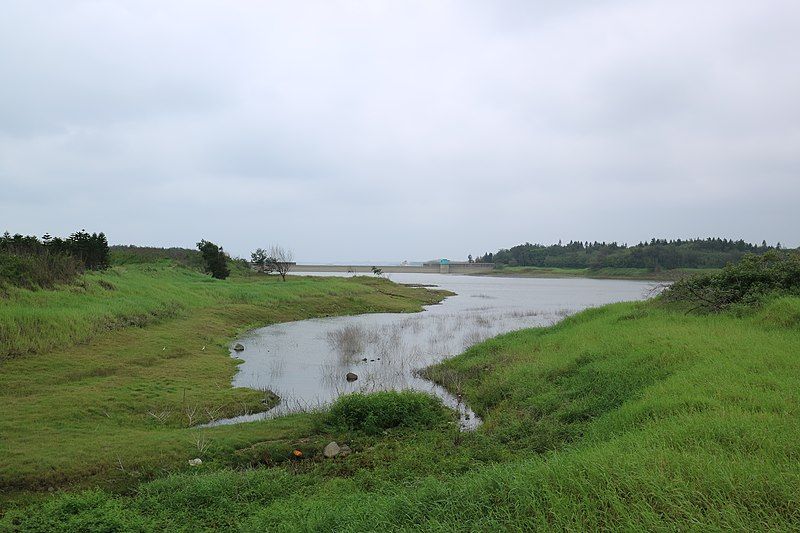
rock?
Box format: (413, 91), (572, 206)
(346, 372), (358, 382)
(338, 444), (352, 457)
(188, 458), (202, 466)
(323, 441), (341, 458)
(233, 343), (245, 352)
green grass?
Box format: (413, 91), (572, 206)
(2, 269), (799, 530)
(480, 265), (718, 281)
(0, 265), (449, 504)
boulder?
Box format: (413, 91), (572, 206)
(188, 458), (202, 466)
(346, 372), (358, 382)
(233, 343), (245, 352)
(338, 444), (352, 458)
(323, 441), (341, 458)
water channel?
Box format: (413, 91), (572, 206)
(209, 273), (656, 429)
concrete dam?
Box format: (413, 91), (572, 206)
(291, 261), (495, 274)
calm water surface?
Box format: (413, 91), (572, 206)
(210, 273), (655, 428)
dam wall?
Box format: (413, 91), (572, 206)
(291, 263), (495, 274)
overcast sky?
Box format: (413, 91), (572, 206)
(1, 1), (798, 262)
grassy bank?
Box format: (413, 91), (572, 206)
(476, 264), (718, 280)
(0, 265), (449, 504)
(3, 282), (799, 529)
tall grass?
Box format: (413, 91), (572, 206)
(0, 268), (800, 531)
(3, 295), (799, 530)
(0, 265), (444, 360)
(0, 251), (84, 290)
(0, 265), (448, 502)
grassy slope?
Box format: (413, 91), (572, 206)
(3, 295), (799, 530)
(0, 265), (448, 503)
(478, 265), (718, 281)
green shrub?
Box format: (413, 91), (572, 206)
(661, 251), (800, 312)
(109, 245), (203, 268)
(0, 251), (84, 290)
(197, 240), (230, 280)
(326, 391), (451, 435)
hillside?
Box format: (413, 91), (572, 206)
(2, 255), (799, 530)
(479, 237), (783, 272)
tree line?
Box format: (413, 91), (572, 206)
(0, 230), (109, 289)
(1, 230), (295, 289)
(1, 230), (110, 270)
(476, 238), (784, 271)
(196, 241), (294, 281)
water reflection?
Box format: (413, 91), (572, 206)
(208, 273), (655, 429)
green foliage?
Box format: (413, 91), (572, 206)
(481, 237), (780, 271)
(756, 296), (800, 329)
(249, 248), (273, 273)
(0, 490), (151, 532)
(109, 245), (203, 268)
(4, 297), (800, 530)
(0, 265), (449, 501)
(197, 239), (230, 280)
(326, 391), (451, 435)
(0, 230), (109, 289)
(0, 250), (84, 290)
(661, 250), (800, 312)
(60, 230), (110, 270)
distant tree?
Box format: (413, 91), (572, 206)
(269, 245), (294, 281)
(371, 266), (383, 276)
(481, 237), (779, 271)
(197, 240), (230, 279)
(250, 248), (274, 273)
(467, 254), (474, 263)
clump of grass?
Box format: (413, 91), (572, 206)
(756, 296), (800, 329)
(325, 391), (452, 435)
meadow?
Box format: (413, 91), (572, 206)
(1, 257), (799, 530)
(0, 264), (448, 506)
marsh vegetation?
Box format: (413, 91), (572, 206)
(2, 253), (799, 531)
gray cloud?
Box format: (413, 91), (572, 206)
(1, 0), (799, 261)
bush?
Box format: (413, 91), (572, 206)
(0, 251), (84, 290)
(109, 245), (203, 268)
(1, 230), (109, 270)
(326, 391), (451, 435)
(197, 240), (230, 280)
(661, 251), (800, 312)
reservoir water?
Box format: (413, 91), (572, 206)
(210, 273), (655, 428)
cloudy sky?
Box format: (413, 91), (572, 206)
(1, 1), (798, 262)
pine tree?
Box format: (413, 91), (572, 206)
(197, 240), (230, 279)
